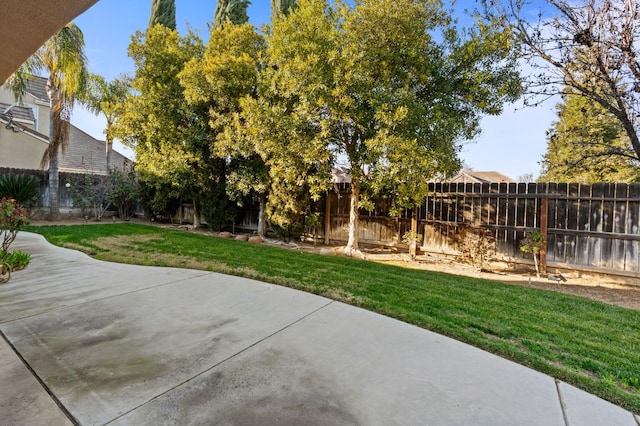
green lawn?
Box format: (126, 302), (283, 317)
(25, 223), (640, 414)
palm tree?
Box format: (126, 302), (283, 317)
(7, 23), (88, 220)
(83, 73), (131, 171)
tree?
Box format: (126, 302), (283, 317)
(114, 26), (205, 226)
(7, 23), (88, 220)
(213, 0), (251, 29)
(266, 0), (521, 255)
(181, 4), (267, 233)
(271, 0), (297, 20)
(149, 0), (176, 30)
(539, 91), (640, 182)
(83, 73), (131, 170)
(483, 0), (640, 164)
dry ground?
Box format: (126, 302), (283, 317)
(30, 218), (640, 311)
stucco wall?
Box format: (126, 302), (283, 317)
(0, 126), (47, 169)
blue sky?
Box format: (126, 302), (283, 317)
(71, 0), (556, 180)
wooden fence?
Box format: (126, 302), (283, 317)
(316, 182), (640, 278)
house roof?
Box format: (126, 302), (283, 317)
(24, 76), (49, 103)
(450, 171), (515, 184)
(1, 0), (98, 83)
(0, 102), (35, 123)
(60, 124), (130, 175)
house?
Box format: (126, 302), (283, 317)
(0, 76), (130, 175)
(448, 171), (515, 184)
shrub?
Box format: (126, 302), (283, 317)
(0, 174), (40, 208)
(107, 167), (140, 220)
(456, 225), (496, 271)
(520, 230), (545, 279)
(4, 250), (31, 271)
(0, 197), (30, 254)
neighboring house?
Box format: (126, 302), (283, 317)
(0, 76), (130, 175)
(448, 171), (515, 184)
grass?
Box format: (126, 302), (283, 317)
(24, 223), (640, 414)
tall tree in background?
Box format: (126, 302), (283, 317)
(7, 23), (88, 220)
(265, 0), (521, 255)
(149, 0), (176, 29)
(539, 91), (640, 183)
(213, 0), (251, 29)
(271, 0), (297, 20)
(83, 74), (131, 170)
(483, 0), (640, 164)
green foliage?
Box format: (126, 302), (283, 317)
(213, 0), (251, 29)
(0, 198), (30, 254)
(3, 250), (31, 271)
(539, 91), (640, 183)
(0, 174), (40, 208)
(27, 223), (640, 413)
(457, 225), (496, 271)
(520, 230), (545, 255)
(107, 167), (140, 220)
(149, 0), (176, 30)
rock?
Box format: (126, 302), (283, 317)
(319, 248), (335, 255)
(218, 232), (233, 239)
(248, 236), (263, 244)
(235, 234), (249, 241)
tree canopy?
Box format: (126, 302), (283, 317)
(261, 0), (521, 253)
(539, 91), (640, 183)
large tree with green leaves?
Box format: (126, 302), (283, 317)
(8, 23), (88, 220)
(114, 25), (205, 225)
(83, 73), (131, 171)
(539, 91), (640, 183)
(149, 0), (176, 29)
(263, 0), (521, 254)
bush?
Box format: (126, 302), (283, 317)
(3, 250), (31, 271)
(107, 167), (140, 220)
(456, 225), (496, 271)
(0, 174), (40, 208)
(0, 197), (30, 254)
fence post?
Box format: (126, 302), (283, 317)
(324, 191), (331, 245)
(540, 197), (548, 274)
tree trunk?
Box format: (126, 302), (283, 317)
(48, 149), (60, 221)
(106, 139), (113, 171)
(344, 178), (360, 256)
(409, 206), (418, 260)
(47, 82), (60, 221)
(193, 197), (201, 228)
(257, 193), (267, 238)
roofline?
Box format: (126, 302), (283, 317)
(0, 116), (49, 143)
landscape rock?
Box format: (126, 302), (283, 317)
(248, 236), (263, 244)
(234, 234), (249, 242)
(218, 232), (233, 239)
